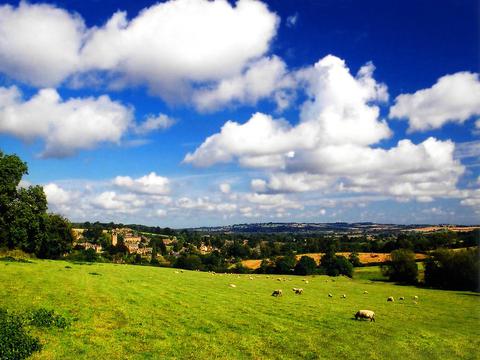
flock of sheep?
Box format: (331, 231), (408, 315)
(178, 270), (420, 322)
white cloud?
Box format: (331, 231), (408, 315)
(44, 183), (72, 205)
(389, 72), (480, 131)
(113, 172), (170, 195)
(134, 114), (174, 135)
(0, 86), (133, 157)
(185, 55), (391, 168)
(286, 13), (298, 28)
(186, 55), (465, 202)
(192, 56), (294, 111)
(0, 2), (85, 87)
(219, 183), (231, 194)
(0, 1), (279, 109)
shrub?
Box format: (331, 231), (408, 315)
(294, 256), (317, 275)
(424, 248), (479, 291)
(26, 308), (69, 329)
(320, 254), (353, 277)
(274, 254), (296, 274)
(0, 309), (42, 360)
(381, 249), (418, 284)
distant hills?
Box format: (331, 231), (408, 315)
(187, 222), (476, 234)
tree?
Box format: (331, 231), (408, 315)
(294, 256), (317, 275)
(424, 248), (479, 291)
(274, 254), (296, 274)
(348, 252), (361, 267)
(381, 249), (418, 284)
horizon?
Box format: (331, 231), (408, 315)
(0, 0), (479, 227)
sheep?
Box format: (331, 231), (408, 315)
(271, 289), (283, 297)
(174, 271), (179, 274)
(413, 295), (418, 300)
(249, 276), (254, 280)
(292, 288), (304, 295)
(355, 310), (375, 322)
(229, 284), (236, 288)
(277, 278), (282, 281)
(387, 296), (394, 302)
(304, 280), (309, 284)
(399, 296), (405, 301)
(341, 294), (347, 299)
(363, 291), (368, 294)
(328, 293), (333, 298)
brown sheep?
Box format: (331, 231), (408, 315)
(355, 310), (375, 322)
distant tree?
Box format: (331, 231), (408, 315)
(274, 254), (296, 274)
(294, 256), (317, 275)
(174, 254), (203, 270)
(381, 249), (418, 284)
(348, 252), (361, 267)
(424, 248), (479, 291)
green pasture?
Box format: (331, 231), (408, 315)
(0, 259), (478, 359)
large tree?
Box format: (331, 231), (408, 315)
(0, 150), (74, 258)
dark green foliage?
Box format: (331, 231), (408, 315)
(381, 249), (418, 284)
(0, 150), (74, 259)
(0, 256), (32, 263)
(26, 308), (69, 329)
(174, 254), (203, 270)
(274, 254), (296, 274)
(424, 248), (479, 291)
(0, 309), (42, 360)
(319, 240), (353, 277)
(294, 256), (317, 275)
(348, 252), (361, 267)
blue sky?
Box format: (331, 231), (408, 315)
(0, 0), (478, 227)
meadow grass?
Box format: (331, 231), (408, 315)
(0, 260), (478, 359)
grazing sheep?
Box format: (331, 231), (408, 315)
(363, 291), (368, 294)
(271, 289), (283, 297)
(277, 278), (282, 281)
(328, 293), (333, 298)
(413, 296), (418, 300)
(399, 296), (405, 301)
(355, 310), (375, 322)
(266, 276), (270, 279)
(249, 276), (253, 280)
(174, 271), (179, 274)
(229, 284), (236, 288)
(387, 296), (394, 302)
(304, 280), (309, 284)
(341, 294), (347, 299)
(292, 288), (304, 295)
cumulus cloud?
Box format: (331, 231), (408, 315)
(185, 55), (391, 168)
(389, 72), (480, 131)
(186, 55), (465, 202)
(44, 183), (72, 206)
(0, 1), (279, 108)
(192, 56), (294, 111)
(219, 183), (231, 194)
(0, 2), (85, 87)
(0, 86), (133, 157)
(134, 114), (175, 135)
(113, 172), (170, 195)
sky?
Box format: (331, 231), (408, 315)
(0, 0), (479, 227)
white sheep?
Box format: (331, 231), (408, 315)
(229, 284), (236, 288)
(363, 291), (368, 294)
(292, 288), (304, 295)
(355, 310), (375, 322)
(399, 296), (405, 301)
(272, 289), (283, 297)
(387, 296), (394, 302)
(341, 294), (347, 299)
(413, 295), (418, 300)
(328, 293), (333, 298)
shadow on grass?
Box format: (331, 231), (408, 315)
(0, 256), (33, 263)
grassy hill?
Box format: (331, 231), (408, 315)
(0, 259), (478, 359)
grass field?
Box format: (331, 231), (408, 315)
(0, 260), (479, 359)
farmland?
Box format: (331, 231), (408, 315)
(1, 259), (479, 359)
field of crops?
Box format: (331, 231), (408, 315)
(0, 259), (478, 359)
